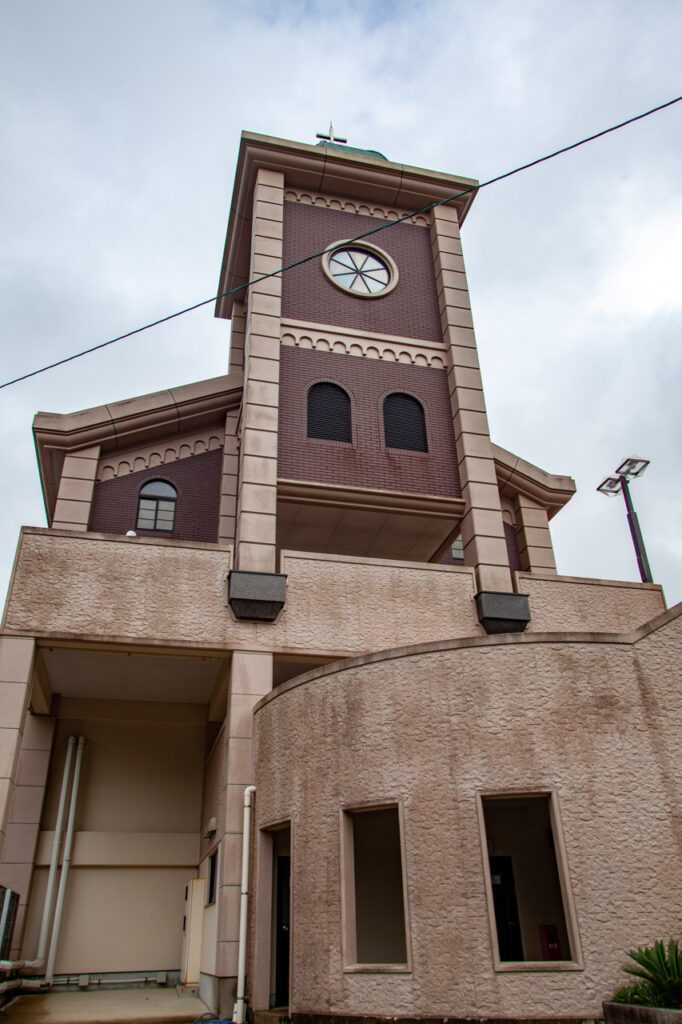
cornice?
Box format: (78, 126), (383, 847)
(278, 478), (465, 519)
(492, 443), (576, 517)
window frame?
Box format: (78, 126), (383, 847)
(306, 380), (353, 445)
(135, 479), (178, 533)
(382, 391), (429, 453)
(476, 790), (584, 973)
(321, 240), (399, 299)
(340, 801), (412, 974)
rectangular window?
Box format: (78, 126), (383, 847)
(481, 794), (579, 968)
(343, 805), (408, 969)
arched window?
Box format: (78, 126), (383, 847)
(136, 480), (178, 531)
(383, 393), (428, 452)
(307, 382), (352, 443)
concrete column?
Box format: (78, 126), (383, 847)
(52, 445), (101, 531)
(430, 204), (511, 593)
(234, 169), (283, 573)
(514, 494), (557, 573)
(0, 712), (55, 957)
(218, 409), (240, 546)
(217, 650), (272, 983)
(0, 637), (36, 860)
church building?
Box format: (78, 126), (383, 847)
(0, 132), (679, 1022)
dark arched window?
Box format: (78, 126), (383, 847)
(307, 382), (352, 442)
(136, 480), (177, 531)
(383, 393), (428, 452)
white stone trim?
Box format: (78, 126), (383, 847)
(281, 320), (447, 369)
(98, 430), (224, 481)
(283, 188), (429, 227)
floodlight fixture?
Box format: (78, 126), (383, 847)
(615, 456), (650, 479)
(597, 456), (653, 584)
(597, 476), (622, 497)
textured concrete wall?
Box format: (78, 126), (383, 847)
(251, 610), (682, 1019)
(3, 530), (668, 658)
(2, 530), (482, 654)
(521, 573), (665, 633)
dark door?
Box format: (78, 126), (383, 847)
(489, 855), (524, 961)
(273, 854), (290, 1007)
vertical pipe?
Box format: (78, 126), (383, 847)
(620, 476), (654, 583)
(233, 785), (256, 1024)
(35, 735), (76, 963)
(45, 736), (85, 984)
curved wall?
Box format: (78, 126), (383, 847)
(251, 612), (682, 1019)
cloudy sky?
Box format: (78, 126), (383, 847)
(1, 0), (681, 608)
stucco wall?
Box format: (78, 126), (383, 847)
(251, 611), (682, 1018)
(3, 530), (666, 659)
(2, 530), (483, 655)
(520, 572), (665, 633)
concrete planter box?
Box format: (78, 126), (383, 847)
(603, 1002), (682, 1024)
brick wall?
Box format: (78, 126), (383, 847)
(89, 448), (222, 543)
(278, 347), (461, 498)
(281, 202), (442, 341)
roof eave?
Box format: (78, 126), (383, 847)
(33, 372), (243, 522)
(492, 442), (576, 518)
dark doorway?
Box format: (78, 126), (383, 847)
(482, 795), (573, 961)
(489, 855), (524, 961)
(273, 854), (290, 1007)
(269, 826), (291, 1010)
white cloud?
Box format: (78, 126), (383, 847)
(0, 0), (680, 606)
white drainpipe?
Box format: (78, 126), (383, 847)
(36, 735), (76, 964)
(0, 736), (78, 975)
(45, 736), (85, 984)
(232, 785), (256, 1024)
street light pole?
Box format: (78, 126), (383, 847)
(597, 456), (654, 585)
(618, 474), (653, 584)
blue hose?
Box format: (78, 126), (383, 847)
(191, 1013), (234, 1024)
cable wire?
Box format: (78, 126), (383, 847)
(1, 94), (680, 392)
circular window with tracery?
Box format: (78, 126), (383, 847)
(322, 241), (398, 298)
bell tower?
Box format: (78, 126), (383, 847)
(216, 131), (522, 610)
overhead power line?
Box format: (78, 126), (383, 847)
(1, 95), (680, 392)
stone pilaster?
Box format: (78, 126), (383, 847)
(0, 638), (35, 861)
(228, 300), (246, 376)
(217, 650), (272, 980)
(514, 494), (557, 573)
(430, 204), (511, 593)
(218, 409), (240, 545)
(234, 169), (283, 573)
(0, 711), (55, 957)
(52, 445), (101, 531)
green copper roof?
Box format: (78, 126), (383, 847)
(315, 141), (388, 161)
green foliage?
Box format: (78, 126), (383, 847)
(620, 939), (682, 1009)
(611, 981), (668, 1007)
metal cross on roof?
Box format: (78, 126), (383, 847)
(316, 122), (347, 145)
